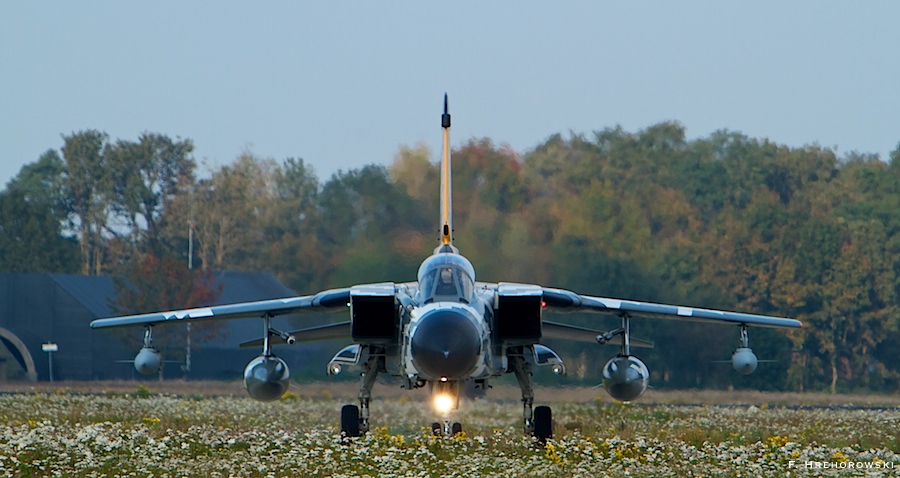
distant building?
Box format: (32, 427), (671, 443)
(0, 272), (342, 382)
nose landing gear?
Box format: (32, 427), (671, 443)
(431, 421), (463, 437)
(430, 379), (463, 437)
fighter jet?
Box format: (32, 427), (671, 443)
(91, 95), (801, 440)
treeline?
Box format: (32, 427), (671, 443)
(2, 125), (900, 394)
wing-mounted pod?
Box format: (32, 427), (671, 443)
(732, 325), (758, 375)
(601, 355), (650, 402)
(494, 283), (543, 345)
(134, 327), (162, 375)
(243, 314), (291, 402)
(350, 283), (398, 344)
(244, 354), (290, 402)
(711, 325), (766, 374)
(599, 314), (649, 402)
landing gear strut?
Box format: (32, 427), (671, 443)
(340, 347), (384, 438)
(510, 347), (552, 441)
(430, 380), (461, 437)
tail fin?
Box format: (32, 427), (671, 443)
(436, 93), (458, 254)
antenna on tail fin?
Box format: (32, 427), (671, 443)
(436, 93), (458, 254)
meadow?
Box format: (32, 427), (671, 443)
(0, 381), (897, 477)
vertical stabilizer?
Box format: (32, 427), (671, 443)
(437, 94), (457, 253)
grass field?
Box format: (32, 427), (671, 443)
(0, 381), (897, 477)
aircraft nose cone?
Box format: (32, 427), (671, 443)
(411, 309), (481, 379)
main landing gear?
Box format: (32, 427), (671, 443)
(510, 346), (553, 442)
(340, 348), (384, 439)
(339, 348), (553, 442)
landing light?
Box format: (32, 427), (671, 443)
(328, 363), (342, 376)
(434, 393), (454, 414)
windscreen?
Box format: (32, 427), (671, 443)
(416, 254), (476, 304)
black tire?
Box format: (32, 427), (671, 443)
(534, 405), (552, 441)
(451, 422), (463, 436)
(431, 422), (442, 436)
(341, 405), (360, 437)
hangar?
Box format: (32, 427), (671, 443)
(0, 272), (336, 382)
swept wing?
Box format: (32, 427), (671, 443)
(540, 287), (801, 329)
(89, 288), (351, 329)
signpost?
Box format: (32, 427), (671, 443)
(42, 343), (58, 382)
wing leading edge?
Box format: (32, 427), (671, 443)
(540, 286), (801, 329)
(89, 288), (351, 329)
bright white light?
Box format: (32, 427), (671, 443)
(434, 393), (454, 413)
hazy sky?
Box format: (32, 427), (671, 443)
(3, 2), (899, 188)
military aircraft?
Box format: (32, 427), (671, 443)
(91, 95), (802, 440)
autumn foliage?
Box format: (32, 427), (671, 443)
(4, 125), (900, 393)
(110, 253), (222, 353)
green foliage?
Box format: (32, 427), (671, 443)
(109, 252), (222, 354)
(0, 150), (79, 273)
(4, 122), (900, 393)
(105, 132), (196, 256)
(318, 165), (430, 287)
(134, 384), (152, 399)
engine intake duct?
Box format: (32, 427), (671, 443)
(351, 284), (397, 343)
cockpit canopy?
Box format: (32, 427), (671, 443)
(417, 253), (476, 304)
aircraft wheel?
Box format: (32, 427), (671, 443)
(341, 405), (361, 437)
(533, 405), (552, 441)
(451, 422), (463, 436)
(431, 422), (442, 436)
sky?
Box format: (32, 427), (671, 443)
(2, 2), (899, 189)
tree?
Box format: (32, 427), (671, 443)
(190, 151), (277, 270)
(15, 119), (900, 393)
(109, 253), (222, 357)
(319, 165), (429, 286)
(105, 133), (196, 257)
(262, 158), (329, 292)
(390, 143), (438, 207)
(61, 130), (113, 275)
(0, 151), (79, 273)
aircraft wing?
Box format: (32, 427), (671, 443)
(238, 322), (351, 348)
(540, 287), (801, 329)
(542, 321), (653, 348)
(89, 288), (351, 329)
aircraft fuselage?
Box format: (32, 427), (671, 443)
(394, 252), (505, 385)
